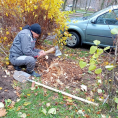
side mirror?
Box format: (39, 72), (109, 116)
(91, 18), (96, 24)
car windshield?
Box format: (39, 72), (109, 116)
(86, 6), (111, 19)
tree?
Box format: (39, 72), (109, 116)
(0, 0), (69, 49)
(62, 0), (68, 11)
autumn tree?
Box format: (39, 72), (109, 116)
(0, 0), (69, 49)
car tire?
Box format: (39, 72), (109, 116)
(66, 31), (80, 48)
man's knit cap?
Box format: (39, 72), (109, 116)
(30, 23), (41, 34)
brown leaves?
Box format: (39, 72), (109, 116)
(0, 108), (7, 117)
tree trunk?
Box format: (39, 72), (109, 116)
(85, 0), (92, 13)
(85, 0), (88, 11)
(78, 0), (81, 9)
(62, 0), (68, 11)
(100, 0), (105, 10)
(115, 0), (117, 4)
(72, 0), (76, 11)
(75, 0), (78, 12)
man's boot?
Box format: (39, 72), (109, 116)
(13, 65), (22, 71)
(27, 70), (42, 77)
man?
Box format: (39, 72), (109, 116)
(9, 23), (46, 77)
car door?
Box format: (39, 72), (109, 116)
(85, 9), (118, 47)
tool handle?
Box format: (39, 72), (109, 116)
(27, 78), (99, 106)
(45, 47), (55, 54)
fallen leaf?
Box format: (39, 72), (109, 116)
(18, 112), (22, 117)
(16, 91), (20, 97)
(0, 108), (7, 117)
(66, 102), (73, 105)
(46, 103), (50, 107)
(41, 108), (47, 115)
(77, 110), (84, 116)
(23, 102), (31, 106)
(7, 99), (11, 103)
(96, 111), (101, 114)
(30, 87), (35, 90)
(0, 87), (2, 90)
(27, 114), (30, 116)
(80, 85), (87, 91)
(35, 93), (38, 96)
(4, 70), (10, 75)
(0, 102), (4, 108)
(16, 106), (21, 111)
(27, 94), (31, 96)
(48, 108), (56, 114)
(101, 114), (106, 118)
(98, 79), (102, 83)
(16, 98), (21, 102)
(11, 101), (15, 108)
(20, 113), (27, 118)
(97, 89), (102, 93)
(85, 114), (90, 118)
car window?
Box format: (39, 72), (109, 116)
(88, 6), (111, 19)
(96, 9), (118, 25)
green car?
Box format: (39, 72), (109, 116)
(66, 5), (118, 48)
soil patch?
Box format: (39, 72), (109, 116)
(0, 68), (18, 102)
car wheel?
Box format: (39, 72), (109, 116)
(66, 31), (80, 48)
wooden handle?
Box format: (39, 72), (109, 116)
(45, 47), (55, 54)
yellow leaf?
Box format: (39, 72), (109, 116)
(34, 5), (38, 9)
(87, 109), (91, 113)
(7, 99), (11, 103)
(116, 17), (118, 20)
(6, 61), (9, 65)
(5, 57), (9, 60)
(44, 15), (46, 20)
(19, 27), (22, 30)
(48, 33), (50, 35)
(6, 13), (8, 16)
(4, 37), (7, 40)
(91, 99), (94, 102)
(109, 9), (112, 13)
(6, 31), (9, 35)
(34, 15), (38, 18)
(0, 87), (2, 90)
(45, 5), (49, 10)
(16, 106), (21, 111)
(27, 94), (30, 96)
(23, 102), (31, 106)
(27, 8), (30, 12)
(101, 97), (104, 99)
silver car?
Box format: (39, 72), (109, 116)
(66, 5), (118, 48)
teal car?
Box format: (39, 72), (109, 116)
(66, 5), (118, 48)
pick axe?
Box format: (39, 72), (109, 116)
(45, 46), (62, 56)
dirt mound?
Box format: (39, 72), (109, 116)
(0, 68), (18, 102)
(38, 54), (83, 91)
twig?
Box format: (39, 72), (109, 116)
(0, 46), (8, 56)
(0, 64), (4, 70)
(103, 95), (109, 105)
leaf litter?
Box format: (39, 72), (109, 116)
(0, 46), (116, 117)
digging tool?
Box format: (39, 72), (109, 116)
(45, 46), (62, 56)
(13, 70), (99, 106)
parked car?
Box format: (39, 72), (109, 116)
(66, 5), (118, 48)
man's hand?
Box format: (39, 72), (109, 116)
(38, 50), (46, 58)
